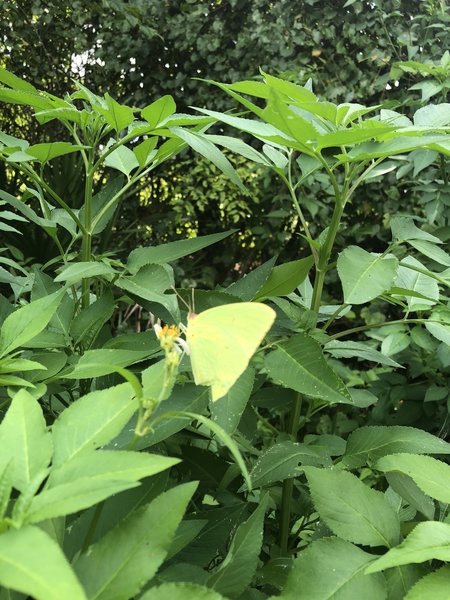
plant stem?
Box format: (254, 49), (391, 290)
(310, 195), (345, 317)
(81, 153), (94, 309)
(279, 393), (302, 554)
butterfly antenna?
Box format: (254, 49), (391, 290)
(171, 285), (191, 311)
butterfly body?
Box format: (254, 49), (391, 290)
(186, 302), (276, 401)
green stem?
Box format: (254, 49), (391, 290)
(81, 159), (94, 309)
(279, 393), (303, 554)
(310, 195), (346, 317)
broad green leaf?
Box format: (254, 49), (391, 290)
(343, 426), (450, 469)
(0, 289), (64, 358)
(0, 526), (86, 600)
(390, 216), (442, 244)
(141, 95), (176, 127)
(385, 564), (424, 600)
(95, 93), (134, 132)
(54, 261), (116, 285)
(25, 478), (139, 524)
(250, 441), (328, 488)
(405, 566), (450, 600)
(0, 88), (54, 110)
(0, 68), (36, 92)
(27, 142), (85, 163)
(366, 521), (450, 572)
(425, 321), (450, 345)
(274, 537), (386, 600)
(69, 289), (115, 347)
(62, 348), (153, 379)
(262, 71), (316, 102)
(140, 583), (227, 600)
(121, 263), (174, 294)
(210, 367), (255, 434)
(51, 383), (136, 466)
(127, 230), (236, 272)
(134, 136), (158, 167)
(337, 246), (398, 304)
(255, 256), (314, 299)
(0, 390), (51, 492)
(265, 333), (352, 404)
(395, 256), (439, 310)
(48, 450), (179, 488)
(0, 190), (56, 235)
(207, 496), (268, 597)
(74, 482), (196, 600)
(34, 106), (86, 127)
(316, 124), (395, 150)
(381, 331), (410, 356)
(104, 145), (139, 177)
(226, 256), (277, 301)
(413, 104), (450, 127)
(408, 239), (450, 266)
(325, 340), (402, 368)
(376, 453), (450, 503)
(170, 127), (246, 191)
(304, 467), (400, 547)
(386, 472), (435, 520)
(340, 135), (449, 162)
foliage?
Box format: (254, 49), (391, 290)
(1, 45), (450, 599)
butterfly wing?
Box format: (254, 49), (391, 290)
(186, 303), (275, 401)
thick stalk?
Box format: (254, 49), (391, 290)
(310, 196), (346, 317)
(81, 165), (94, 309)
(279, 393), (303, 554)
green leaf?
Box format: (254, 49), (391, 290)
(425, 321), (450, 345)
(210, 367), (254, 434)
(170, 127), (246, 192)
(255, 256), (314, 299)
(395, 256), (439, 310)
(386, 472), (435, 520)
(375, 453), (450, 503)
(79, 176), (124, 235)
(0, 526), (86, 600)
(207, 496), (268, 597)
(226, 256), (277, 301)
(304, 467), (400, 547)
(343, 426), (450, 469)
(325, 340), (402, 368)
(141, 95), (176, 127)
(0, 190), (56, 236)
(274, 537), (386, 600)
(408, 239), (450, 266)
(62, 348), (157, 380)
(69, 290), (115, 348)
(250, 441), (328, 488)
(405, 566), (450, 600)
(206, 134), (270, 165)
(104, 145), (139, 177)
(51, 383), (136, 466)
(48, 450), (179, 488)
(134, 136), (158, 167)
(140, 583), (227, 600)
(0, 289), (64, 358)
(127, 230), (236, 272)
(0, 88), (54, 111)
(27, 142), (85, 163)
(390, 216), (442, 244)
(95, 93), (134, 132)
(0, 390), (52, 493)
(413, 104), (450, 127)
(265, 333), (352, 404)
(0, 68), (36, 92)
(337, 246), (398, 304)
(25, 479), (138, 524)
(54, 261), (117, 285)
(74, 482), (196, 600)
(366, 521), (450, 573)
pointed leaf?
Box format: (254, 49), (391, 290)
(343, 426), (450, 469)
(265, 333), (352, 404)
(405, 566), (450, 600)
(274, 537), (386, 600)
(140, 583), (226, 600)
(141, 95), (176, 128)
(210, 367), (255, 434)
(366, 521), (450, 572)
(337, 246), (398, 304)
(74, 483), (197, 600)
(0, 526), (86, 600)
(255, 256), (314, 299)
(304, 467), (400, 547)
(0, 390), (52, 493)
(104, 145), (139, 177)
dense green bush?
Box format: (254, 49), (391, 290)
(0, 62), (450, 598)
